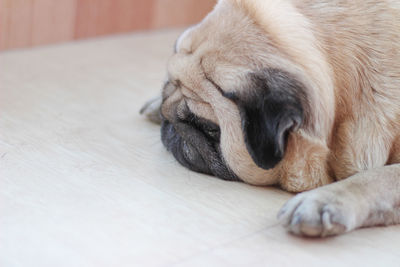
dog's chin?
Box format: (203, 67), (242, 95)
(161, 119), (240, 181)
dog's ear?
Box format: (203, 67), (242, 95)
(140, 96), (162, 124)
(227, 69), (305, 170)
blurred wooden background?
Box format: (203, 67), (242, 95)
(0, 0), (216, 51)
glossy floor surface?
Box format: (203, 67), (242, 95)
(1, 29), (400, 267)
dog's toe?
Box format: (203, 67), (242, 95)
(278, 190), (351, 237)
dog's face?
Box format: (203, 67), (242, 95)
(158, 0), (335, 187)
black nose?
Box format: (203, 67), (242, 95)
(161, 119), (240, 182)
(161, 120), (210, 174)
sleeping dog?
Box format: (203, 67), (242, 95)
(141, 0), (400, 237)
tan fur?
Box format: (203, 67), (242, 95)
(143, 0), (400, 236)
(279, 131), (332, 192)
(389, 136), (400, 164)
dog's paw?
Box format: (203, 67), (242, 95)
(277, 189), (356, 237)
(140, 96), (162, 124)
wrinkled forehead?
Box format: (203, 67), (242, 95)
(160, 4), (297, 124)
(161, 26), (221, 124)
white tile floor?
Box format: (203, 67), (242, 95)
(1, 29), (400, 267)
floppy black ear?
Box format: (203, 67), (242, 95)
(227, 69), (305, 170)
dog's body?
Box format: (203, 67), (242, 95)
(141, 0), (400, 236)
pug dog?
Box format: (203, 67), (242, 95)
(140, 0), (400, 237)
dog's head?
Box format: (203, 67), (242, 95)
(143, 0), (335, 188)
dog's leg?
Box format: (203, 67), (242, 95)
(278, 164), (400, 237)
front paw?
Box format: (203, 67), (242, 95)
(140, 96), (162, 124)
(277, 189), (357, 237)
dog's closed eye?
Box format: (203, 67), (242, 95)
(201, 125), (220, 142)
(180, 112), (221, 143)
